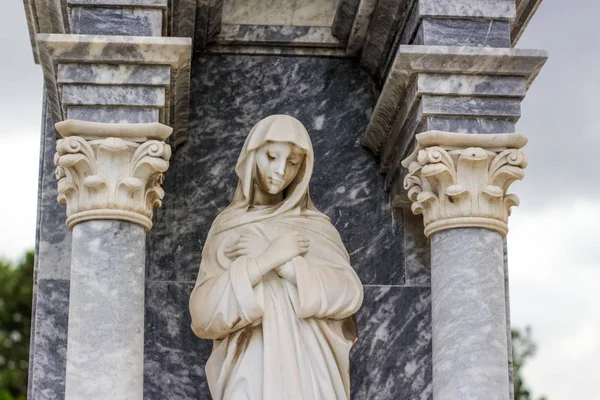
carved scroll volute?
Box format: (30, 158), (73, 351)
(53, 121), (173, 230)
(402, 131), (528, 237)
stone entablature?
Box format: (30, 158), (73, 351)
(402, 130), (527, 237)
(54, 120), (173, 230)
(37, 34), (191, 147)
(360, 45), (546, 207)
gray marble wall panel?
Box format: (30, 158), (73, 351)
(28, 279), (69, 400)
(61, 85), (166, 107)
(403, 210), (430, 286)
(69, 7), (164, 36)
(29, 102), (71, 399)
(66, 106), (160, 123)
(352, 285), (432, 399)
(423, 117), (517, 134)
(57, 64), (171, 86)
(415, 19), (510, 48)
(144, 281), (215, 399)
(147, 54), (405, 286)
(36, 103), (71, 281)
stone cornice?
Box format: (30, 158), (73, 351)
(54, 120), (173, 230)
(37, 34), (191, 147)
(363, 45), (548, 154)
(402, 131), (527, 237)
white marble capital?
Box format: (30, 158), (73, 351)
(402, 130), (527, 237)
(54, 119), (173, 230)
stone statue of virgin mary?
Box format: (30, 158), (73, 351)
(189, 115), (364, 400)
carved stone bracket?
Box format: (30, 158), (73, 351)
(402, 130), (528, 237)
(54, 120), (173, 230)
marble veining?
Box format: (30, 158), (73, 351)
(66, 220), (146, 399)
(403, 210), (430, 286)
(57, 63), (171, 86)
(331, 0), (361, 41)
(36, 103), (72, 281)
(415, 19), (510, 48)
(345, 0), (377, 55)
(69, 7), (164, 36)
(66, 106), (160, 123)
(61, 84), (166, 107)
(37, 34), (191, 146)
(363, 45), (548, 153)
(147, 54), (405, 285)
(214, 24), (341, 48)
(430, 228), (509, 399)
(144, 281), (213, 399)
(351, 285), (432, 400)
(222, 0), (339, 26)
(359, 0), (410, 77)
(419, 0), (516, 19)
(67, 0), (167, 5)
(27, 279), (69, 400)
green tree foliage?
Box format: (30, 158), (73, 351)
(512, 326), (548, 400)
(0, 252), (34, 400)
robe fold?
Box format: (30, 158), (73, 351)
(189, 209), (363, 400)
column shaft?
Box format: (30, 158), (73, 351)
(65, 220), (146, 399)
(431, 228), (509, 400)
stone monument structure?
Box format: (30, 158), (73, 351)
(189, 115), (364, 399)
(23, 0), (547, 399)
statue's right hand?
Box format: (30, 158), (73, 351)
(273, 231), (310, 259)
(260, 231), (310, 271)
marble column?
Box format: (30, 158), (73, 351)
(402, 130), (527, 399)
(53, 120), (173, 399)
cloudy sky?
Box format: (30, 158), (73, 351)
(0, 1), (597, 399)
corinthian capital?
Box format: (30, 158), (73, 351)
(54, 120), (173, 230)
(402, 131), (528, 237)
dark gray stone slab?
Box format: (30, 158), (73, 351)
(360, 0), (411, 78)
(213, 24), (341, 48)
(421, 95), (521, 118)
(415, 19), (511, 48)
(332, 0), (361, 41)
(69, 7), (163, 36)
(403, 210), (430, 286)
(423, 116), (517, 134)
(37, 103), (71, 281)
(57, 63), (171, 86)
(28, 279), (69, 400)
(61, 84), (166, 107)
(144, 281), (212, 399)
(66, 106), (160, 123)
(147, 54), (405, 286)
(352, 285), (432, 399)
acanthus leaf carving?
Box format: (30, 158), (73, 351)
(402, 131), (528, 237)
(54, 131), (172, 231)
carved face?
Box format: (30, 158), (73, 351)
(255, 141), (305, 195)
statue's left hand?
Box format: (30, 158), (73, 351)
(225, 235), (271, 259)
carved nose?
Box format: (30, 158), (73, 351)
(274, 161), (285, 176)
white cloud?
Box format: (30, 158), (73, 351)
(0, 131), (41, 262)
(509, 201), (600, 400)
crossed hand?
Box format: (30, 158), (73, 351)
(225, 231), (310, 273)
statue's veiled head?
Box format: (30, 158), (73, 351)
(234, 115), (314, 204)
(211, 115), (324, 234)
